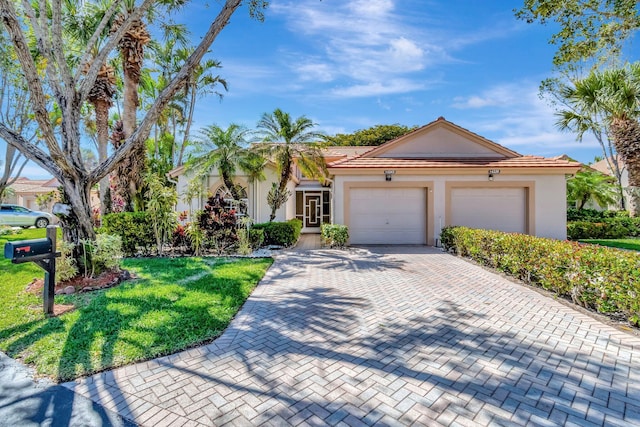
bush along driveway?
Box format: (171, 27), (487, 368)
(441, 226), (640, 327)
(63, 246), (640, 426)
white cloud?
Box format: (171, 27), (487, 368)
(294, 62), (335, 83)
(269, 0), (512, 98)
(331, 79), (425, 98)
(348, 0), (394, 17)
(452, 81), (601, 156)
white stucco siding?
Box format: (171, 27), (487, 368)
(333, 173), (570, 244)
(532, 174), (568, 240)
(380, 127), (506, 159)
(173, 164), (283, 224)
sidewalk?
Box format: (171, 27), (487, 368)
(0, 351), (134, 426)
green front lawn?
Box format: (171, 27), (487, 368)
(580, 238), (640, 251)
(0, 228), (272, 382)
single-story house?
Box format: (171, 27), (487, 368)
(170, 117), (581, 244)
(5, 177), (100, 213)
(5, 177), (61, 210)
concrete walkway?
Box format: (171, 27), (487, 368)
(61, 246), (640, 426)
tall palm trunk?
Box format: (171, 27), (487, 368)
(116, 16), (150, 210)
(610, 117), (640, 216)
(87, 64), (116, 216)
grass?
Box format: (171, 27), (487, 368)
(0, 228), (273, 382)
(580, 238), (640, 251)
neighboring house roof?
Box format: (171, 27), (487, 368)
(590, 157), (626, 176)
(323, 146), (375, 161)
(9, 177), (60, 194)
(328, 117), (581, 174)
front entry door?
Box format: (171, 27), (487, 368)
(305, 194), (322, 228)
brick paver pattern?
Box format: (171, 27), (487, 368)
(63, 246), (640, 426)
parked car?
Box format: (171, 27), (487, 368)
(0, 204), (54, 228)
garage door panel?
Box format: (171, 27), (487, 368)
(349, 188), (426, 245)
(451, 188), (526, 233)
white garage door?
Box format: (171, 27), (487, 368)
(450, 188), (526, 233)
(349, 188), (426, 244)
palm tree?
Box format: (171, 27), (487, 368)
(567, 169), (618, 209)
(63, 1), (118, 214)
(188, 124), (258, 201)
(177, 51), (227, 167)
(110, 0), (152, 211)
(256, 109), (326, 221)
(557, 63), (640, 215)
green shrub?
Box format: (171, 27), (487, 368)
(56, 240), (78, 283)
(567, 218), (640, 240)
(99, 212), (155, 256)
(441, 226), (640, 326)
(249, 228), (264, 249)
(321, 224), (349, 248)
(253, 219), (302, 247)
(567, 208), (629, 222)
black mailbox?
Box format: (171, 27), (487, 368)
(4, 238), (52, 260)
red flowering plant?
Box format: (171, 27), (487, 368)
(197, 195), (238, 254)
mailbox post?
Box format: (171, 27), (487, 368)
(4, 226), (60, 315)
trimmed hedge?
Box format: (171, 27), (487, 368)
(567, 208), (629, 222)
(441, 226), (640, 326)
(567, 217), (640, 240)
(99, 212), (155, 256)
(253, 219), (302, 247)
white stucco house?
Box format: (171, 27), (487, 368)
(170, 117), (580, 244)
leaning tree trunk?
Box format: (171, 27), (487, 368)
(269, 155), (292, 221)
(222, 173), (241, 202)
(610, 117), (640, 216)
(58, 177), (97, 262)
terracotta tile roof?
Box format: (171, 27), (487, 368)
(328, 155), (581, 170)
(9, 177), (60, 194)
(322, 146), (375, 159)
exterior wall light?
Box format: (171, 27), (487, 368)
(488, 173), (494, 181)
(384, 170), (396, 181)
(488, 169), (500, 181)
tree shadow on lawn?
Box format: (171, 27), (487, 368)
(0, 260), (267, 426)
(152, 290), (638, 426)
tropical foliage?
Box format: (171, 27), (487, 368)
(256, 108), (326, 221)
(323, 124), (416, 146)
(187, 124), (258, 201)
(516, 0), (640, 68)
(0, 0), (267, 269)
(557, 63), (640, 215)
(567, 169), (618, 209)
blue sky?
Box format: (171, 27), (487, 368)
(10, 0), (622, 179)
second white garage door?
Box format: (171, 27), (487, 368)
(349, 188), (426, 244)
(450, 187), (527, 233)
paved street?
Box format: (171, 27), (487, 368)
(61, 246), (640, 426)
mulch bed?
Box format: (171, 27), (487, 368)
(24, 269), (133, 317)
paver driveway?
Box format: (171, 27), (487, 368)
(64, 246), (640, 426)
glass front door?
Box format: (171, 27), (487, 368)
(305, 194), (322, 228)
